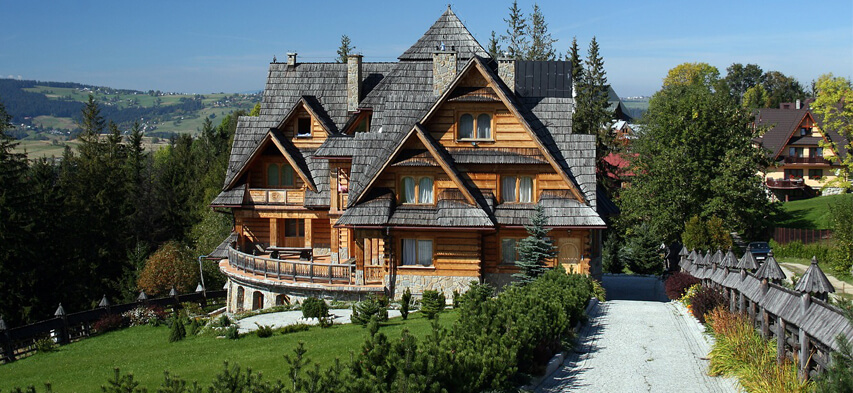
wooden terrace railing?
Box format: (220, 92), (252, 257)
(766, 178), (805, 189)
(228, 246), (355, 284)
(783, 156), (830, 165)
(246, 188), (304, 205)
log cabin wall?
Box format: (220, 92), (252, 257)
(246, 144), (306, 190)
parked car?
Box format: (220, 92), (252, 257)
(747, 242), (771, 261)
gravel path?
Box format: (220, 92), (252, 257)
(536, 275), (740, 393)
(236, 309), (403, 334)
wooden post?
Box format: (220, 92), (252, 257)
(304, 219), (313, 249)
(799, 328), (810, 381)
(729, 289), (736, 313)
(0, 316), (14, 363)
(269, 219), (278, 247)
(777, 317), (787, 364)
(54, 304), (70, 345)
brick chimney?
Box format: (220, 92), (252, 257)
(347, 54), (363, 112)
(287, 53), (297, 67)
(433, 47), (457, 97)
(498, 57), (515, 93)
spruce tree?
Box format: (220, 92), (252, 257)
(513, 205), (555, 284)
(568, 37), (583, 87)
(526, 3), (556, 60)
(336, 35), (355, 63)
(500, 1), (528, 59)
(574, 37), (617, 191)
(487, 30), (502, 59)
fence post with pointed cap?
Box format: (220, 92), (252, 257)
(0, 315), (13, 363)
(196, 283), (207, 308)
(137, 291), (148, 304)
(98, 295), (111, 313)
(54, 303), (70, 345)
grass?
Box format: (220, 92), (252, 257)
(0, 311), (458, 392)
(12, 136), (169, 160)
(776, 194), (851, 229)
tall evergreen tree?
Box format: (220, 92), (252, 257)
(568, 37), (583, 86)
(526, 4), (556, 60)
(513, 205), (555, 285)
(500, 1), (528, 60)
(487, 31), (502, 59)
(574, 37), (617, 191)
(336, 35), (355, 63)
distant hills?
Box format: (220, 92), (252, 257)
(0, 78), (260, 139)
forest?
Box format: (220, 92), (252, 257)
(0, 95), (238, 327)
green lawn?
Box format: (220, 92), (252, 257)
(0, 311), (457, 392)
(776, 194), (851, 229)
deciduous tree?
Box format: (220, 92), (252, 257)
(724, 63), (763, 101)
(811, 73), (852, 191)
(662, 62), (719, 89)
(761, 70), (806, 109)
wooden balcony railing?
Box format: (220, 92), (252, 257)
(247, 189), (304, 205)
(228, 246), (354, 284)
(364, 265), (385, 284)
(783, 156), (830, 165)
(766, 178), (805, 189)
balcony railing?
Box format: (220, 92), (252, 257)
(766, 178), (805, 189)
(783, 156), (830, 165)
(247, 189), (304, 205)
(228, 246), (354, 284)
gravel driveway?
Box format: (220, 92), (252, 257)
(536, 275), (740, 393)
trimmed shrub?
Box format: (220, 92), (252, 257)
(169, 315), (186, 342)
(591, 279), (606, 302)
(690, 285), (727, 323)
(351, 295), (388, 325)
(280, 323), (310, 335)
(420, 290), (445, 319)
(255, 324), (273, 338)
(400, 288), (412, 320)
(769, 239), (832, 262)
(93, 314), (124, 334)
(301, 297), (328, 320)
(665, 272), (700, 300)
(224, 325), (239, 340)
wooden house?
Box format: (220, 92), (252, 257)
(208, 7), (609, 312)
(755, 104), (849, 201)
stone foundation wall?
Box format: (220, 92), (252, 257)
(226, 278), (382, 313)
(386, 274), (476, 301)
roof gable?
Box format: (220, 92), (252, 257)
(398, 7), (488, 61)
(276, 96), (337, 135)
(224, 129), (317, 192)
(756, 109), (811, 158)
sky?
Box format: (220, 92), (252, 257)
(2, 1), (852, 97)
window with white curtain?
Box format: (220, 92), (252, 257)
(501, 238), (519, 265)
(459, 114), (474, 139)
(401, 176), (433, 204)
(502, 175), (534, 203)
(477, 114), (491, 139)
(402, 238), (433, 266)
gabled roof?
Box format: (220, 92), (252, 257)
(755, 253), (786, 281)
(398, 6), (488, 61)
(276, 96), (337, 135)
(738, 250), (759, 270)
(224, 128), (316, 192)
(756, 108), (812, 159)
(794, 257), (835, 295)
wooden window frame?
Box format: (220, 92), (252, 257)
(266, 162), (298, 188)
(398, 174), (435, 206)
(499, 174), (536, 203)
(296, 117), (312, 138)
(399, 237), (435, 267)
(808, 169), (823, 180)
(500, 237), (524, 265)
(455, 111), (495, 142)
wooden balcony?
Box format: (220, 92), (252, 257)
(247, 188), (304, 205)
(783, 156), (830, 165)
(227, 246), (355, 284)
(766, 178), (805, 189)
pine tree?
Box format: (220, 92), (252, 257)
(568, 37), (583, 87)
(526, 4), (556, 60)
(500, 1), (528, 60)
(574, 37), (617, 191)
(336, 35), (355, 63)
(487, 30), (502, 59)
(513, 205), (555, 284)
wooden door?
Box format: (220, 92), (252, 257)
(557, 238), (581, 273)
(280, 219), (305, 248)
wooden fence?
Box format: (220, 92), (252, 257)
(680, 256), (852, 380)
(773, 227), (833, 245)
(0, 290), (226, 364)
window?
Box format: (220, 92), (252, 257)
(401, 176), (433, 204)
(785, 169), (804, 179)
(285, 219), (305, 237)
(809, 169), (823, 180)
(789, 147), (804, 157)
(457, 113), (492, 140)
(501, 238), (522, 265)
(297, 118), (311, 136)
(812, 147), (823, 157)
(267, 163), (296, 187)
(402, 239), (433, 266)
(501, 175), (534, 203)
(800, 127), (808, 136)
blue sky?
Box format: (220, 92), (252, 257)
(2, 1), (851, 97)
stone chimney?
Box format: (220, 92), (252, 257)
(498, 57), (516, 93)
(433, 47), (457, 97)
(287, 53), (297, 67)
(795, 99), (801, 109)
(347, 54), (363, 112)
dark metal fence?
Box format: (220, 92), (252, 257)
(773, 227), (833, 245)
(0, 290), (226, 364)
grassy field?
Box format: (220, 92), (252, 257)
(0, 311), (458, 392)
(12, 136), (170, 160)
(776, 194), (850, 229)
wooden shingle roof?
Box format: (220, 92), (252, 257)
(398, 7), (488, 61)
(794, 257), (835, 295)
(755, 252), (786, 281)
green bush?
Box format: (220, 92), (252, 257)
(768, 239), (832, 262)
(279, 323), (310, 335)
(168, 315), (186, 343)
(400, 288), (412, 320)
(622, 225), (664, 275)
(601, 234), (624, 274)
(301, 297), (328, 320)
(420, 290), (445, 319)
(224, 325), (239, 340)
(35, 337), (57, 353)
(254, 324), (273, 338)
(351, 295), (388, 325)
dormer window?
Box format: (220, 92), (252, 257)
(401, 176), (434, 204)
(501, 175), (533, 203)
(297, 117), (311, 137)
(458, 113), (492, 140)
(267, 163), (296, 187)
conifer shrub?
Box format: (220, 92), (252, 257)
(301, 297), (328, 320)
(664, 272), (700, 300)
(351, 294), (388, 325)
(254, 324), (273, 338)
(224, 325), (239, 340)
(420, 290), (445, 319)
(168, 314), (186, 343)
(400, 288), (412, 320)
(452, 290), (460, 308)
(279, 323), (310, 335)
